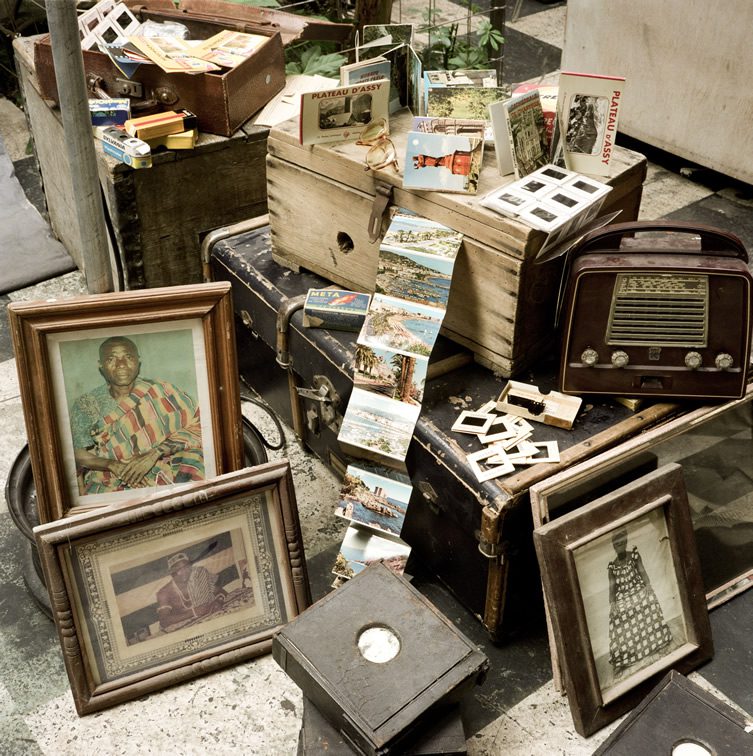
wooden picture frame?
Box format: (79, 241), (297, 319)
(531, 385), (753, 610)
(34, 461), (310, 715)
(534, 463), (713, 737)
(8, 282), (244, 523)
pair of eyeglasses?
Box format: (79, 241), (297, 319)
(357, 118), (399, 173)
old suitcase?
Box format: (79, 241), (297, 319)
(265, 110), (647, 376)
(15, 34), (270, 287)
(209, 220), (684, 640)
(33, 1), (288, 137)
(273, 563), (488, 756)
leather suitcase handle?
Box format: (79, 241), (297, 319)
(574, 220), (749, 262)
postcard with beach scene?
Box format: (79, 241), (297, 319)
(338, 386), (420, 462)
(402, 132), (484, 194)
(335, 463), (412, 536)
(332, 524), (411, 579)
(359, 293), (444, 357)
(353, 343), (428, 404)
(376, 245), (455, 310)
(383, 212), (463, 259)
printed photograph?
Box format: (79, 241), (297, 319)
(482, 189), (533, 216)
(338, 386), (420, 461)
(332, 525), (411, 579)
(112, 530), (257, 645)
(426, 86), (510, 120)
(335, 464), (412, 536)
(52, 323), (214, 507)
(360, 294), (444, 357)
(567, 176), (603, 195)
(424, 69), (497, 87)
(572, 507), (688, 699)
(318, 93), (373, 129)
(507, 93), (548, 176)
(565, 93), (608, 155)
(520, 203), (566, 234)
(403, 132), (484, 194)
(376, 245), (455, 309)
(382, 213), (463, 258)
(361, 23), (414, 47)
(547, 189), (583, 211)
(353, 344), (428, 404)
(411, 116), (486, 138)
(63, 488), (292, 686)
(518, 177), (551, 197)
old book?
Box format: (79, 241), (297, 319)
(488, 90), (548, 179)
(554, 71), (625, 175)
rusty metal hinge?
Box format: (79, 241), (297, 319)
(367, 180), (393, 243)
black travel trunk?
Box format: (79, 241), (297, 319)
(209, 222), (679, 640)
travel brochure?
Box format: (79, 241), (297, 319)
(299, 80), (390, 146)
(335, 211), (463, 580)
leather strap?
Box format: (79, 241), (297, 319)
(574, 220), (748, 262)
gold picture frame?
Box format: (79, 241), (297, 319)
(8, 282), (244, 522)
(34, 461), (310, 715)
(533, 464), (713, 737)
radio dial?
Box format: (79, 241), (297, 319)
(581, 348), (599, 366)
(684, 351), (703, 370)
(611, 350), (629, 368)
(715, 353), (734, 370)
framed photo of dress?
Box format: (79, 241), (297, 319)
(533, 463), (713, 737)
(8, 282), (244, 523)
(34, 461), (310, 715)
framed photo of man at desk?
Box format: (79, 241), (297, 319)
(33, 461), (310, 715)
(8, 282), (243, 522)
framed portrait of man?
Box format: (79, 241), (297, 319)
(33, 461), (310, 715)
(9, 282), (244, 522)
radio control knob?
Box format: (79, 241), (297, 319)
(684, 351), (703, 370)
(611, 350), (629, 368)
(581, 348), (599, 366)
(715, 353), (734, 370)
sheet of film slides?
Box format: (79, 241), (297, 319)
(332, 210), (463, 581)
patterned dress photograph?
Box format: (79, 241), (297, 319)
(608, 545), (673, 675)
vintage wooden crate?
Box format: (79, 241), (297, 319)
(14, 35), (269, 289)
(266, 110), (647, 376)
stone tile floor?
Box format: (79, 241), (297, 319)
(1, 1), (752, 753)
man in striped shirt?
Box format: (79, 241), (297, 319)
(156, 552), (227, 631)
(70, 336), (205, 495)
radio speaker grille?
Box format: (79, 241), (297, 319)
(607, 273), (708, 347)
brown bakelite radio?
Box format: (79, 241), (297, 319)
(559, 221), (753, 400)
